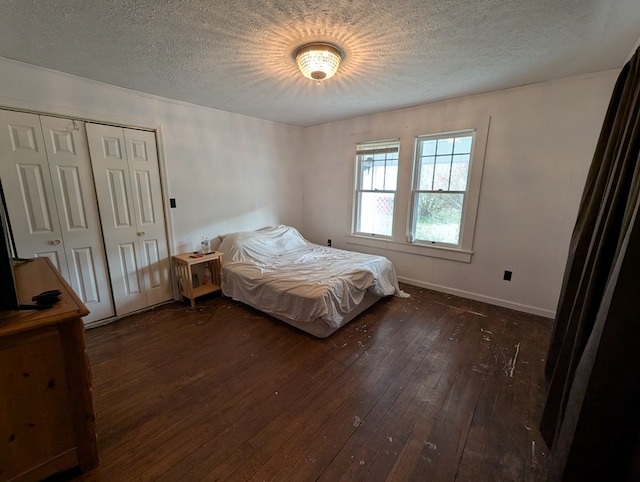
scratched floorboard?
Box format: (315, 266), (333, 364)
(60, 284), (551, 481)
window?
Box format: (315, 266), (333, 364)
(410, 131), (475, 246)
(348, 120), (487, 263)
(353, 139), (399, 237)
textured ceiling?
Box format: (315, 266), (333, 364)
(1, 0), (639, 127)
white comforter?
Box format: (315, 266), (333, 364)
(219, 225), (403, 328)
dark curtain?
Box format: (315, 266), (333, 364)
(540, 46), (640, 481)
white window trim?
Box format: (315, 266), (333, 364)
(352, 139), (400, 239)
(345, 233), (474, 262)
(409, 129), (476, 249)
(346, 117), (490, 263)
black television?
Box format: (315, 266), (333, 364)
(0, 179), (19, 311)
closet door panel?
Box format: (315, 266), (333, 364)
(0, 110), (69, 278)
(86, 123), (148, 315)
(16, 164), (56, 233)
(124, 129), (171, 306)
(55, 165), (87, 229)
(106, 168), (133, 227)
(133, 170), (155, 224)
(37, 251), (65, 273)
(41, 116), (115, 322)
(118, 242), (143, 297)
(69, 247), (101, 304)
(142, 238), (162, 288)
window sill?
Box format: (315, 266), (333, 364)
(345, 234), (473, 263)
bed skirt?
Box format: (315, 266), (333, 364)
(255, 291), (383, 338)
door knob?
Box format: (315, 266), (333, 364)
(137, 231), (146, 237)
(50, 239), (62, 245)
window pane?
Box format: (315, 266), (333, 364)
(453, 136), (473, 154)
(358, 192), (394, 236)
(422, 139), (437, 156)
(433, 156), (451, 191)
(386, 159), (398, 188)
(450, 154), (470, 190)
(360, 157), (374, 190)
(371, 157), (398, 190)
(411, 130), (478, 250)
(414, 192), (463, 244)
(419, 156), (435, 190)
(436, 138), (454, 155)
(372, 160), (386, 190)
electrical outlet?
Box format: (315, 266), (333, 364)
(503, 270), (512, 281)
(327, 239), (332, 246)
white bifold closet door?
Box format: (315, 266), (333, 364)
(0, 110), (115, 322)
(86, 123), (172, 316)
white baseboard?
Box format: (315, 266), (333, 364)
(83, 300), (176, 329)
(397, 276), (556, 319)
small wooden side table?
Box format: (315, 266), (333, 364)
(172, 251), (223, 307)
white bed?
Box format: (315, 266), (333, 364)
(218, 225), (407, 337)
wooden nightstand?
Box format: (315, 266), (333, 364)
(172, 251), (223, 307)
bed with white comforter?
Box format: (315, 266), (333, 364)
(218, 225), (406, 337)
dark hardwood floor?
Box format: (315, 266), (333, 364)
(69, 284), (552, 481)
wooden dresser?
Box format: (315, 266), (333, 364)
(0, 258), (98, 481)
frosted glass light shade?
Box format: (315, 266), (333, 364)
(295, 43), (342, 82)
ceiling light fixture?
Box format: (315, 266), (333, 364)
(295, 42), (343, 83)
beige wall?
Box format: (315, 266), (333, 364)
(0, 57), (305, 255)
(301, 70), (619, 316)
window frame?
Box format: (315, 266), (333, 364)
(352, 139), (400, 238)
(409, 130), (476, 248)
(346, 117), (489, 264)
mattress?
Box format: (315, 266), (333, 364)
(218, 225), (406, 335)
